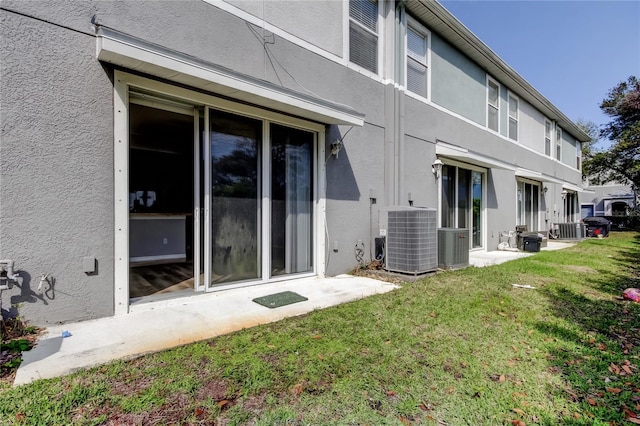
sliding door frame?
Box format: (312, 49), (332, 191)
(114, 71), (326, 314)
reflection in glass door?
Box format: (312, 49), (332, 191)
(209, 110), (261, 285)
(270, 124), (314, 276)
(471, 171), (482, 248)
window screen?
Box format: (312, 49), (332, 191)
(488, 81), (499, 131)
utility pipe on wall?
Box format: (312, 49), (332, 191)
(0, 259), (19, 281)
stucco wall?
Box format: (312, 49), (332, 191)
(1, 8), (115, 324)
(325, 123), (386, 276)
(518, 97), (545, 153)
(224, 0), (344, 57)
(430, 33), (486, 126)
(561, 130), (578, 169)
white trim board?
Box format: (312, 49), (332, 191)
(435, 140), (515, 171)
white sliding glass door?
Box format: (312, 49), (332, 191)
(440, 163), (485, 249)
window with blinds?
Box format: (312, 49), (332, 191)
(544, 120), (552, 156)
(508, 94), (518, 141)
(487, 79), (499, 132)
(556, 126), (562, 160)
(407, 26), (428, 98)
(349, 0), (378, 73)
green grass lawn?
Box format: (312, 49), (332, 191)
(1, 232), (639, 425)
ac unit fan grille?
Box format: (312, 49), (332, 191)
(385, 208), (437, 274)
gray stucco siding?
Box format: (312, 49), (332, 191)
(518, 98), (545, 153)
(430, 33), (486, 126)
(1, 10), (115, 324)
(561, 131), (577, 168)
(324, 123), (385, 276)
(225, 0), (344, 57)
(403, 135), (437, 210)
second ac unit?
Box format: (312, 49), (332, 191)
(438, 228), (469, 270)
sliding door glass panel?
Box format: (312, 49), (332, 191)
(271, 123), (314, 276)
(196, 113), (205, 289)
(441, 165), (455, 227)
(457, 169), (470, 229)
(517, 182), (524, 225)
(524, 183), (532, 230)
(210, 110), (261, 284)
(472, 171), (483, 248)
(128, 102), (195, 299)
(532, 185), (539, 230)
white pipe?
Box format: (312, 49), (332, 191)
(0, 259), (19, 281)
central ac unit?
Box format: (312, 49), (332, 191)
(385, 207), (437, 274)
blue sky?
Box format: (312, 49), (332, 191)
(439, 0), (640, 146)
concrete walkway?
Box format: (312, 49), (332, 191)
(15, 275), (398, 386)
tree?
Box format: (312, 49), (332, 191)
(576, 118), (599, 181)
(582, 76), (640, 191)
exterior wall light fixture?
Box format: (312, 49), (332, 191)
(432, 158), (443, 178)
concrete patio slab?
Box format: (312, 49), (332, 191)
(469, 240), (577, 267)
(14, 275), (398, 386)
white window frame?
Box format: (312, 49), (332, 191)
(486, 76), (500, 133)
(556, 125), (563, 161)
(544, 119), (552, 157)
(576, 141), (581, 170)
(516, 178), (541, 231)
(405, 16), (431, 101)
(436, 158), (487, 250)
(346, 0), (382, 75)
(114, 71), (326, 314)
(507, 92), (519, 141)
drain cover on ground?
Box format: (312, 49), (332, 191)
(252, 291), (308, 308)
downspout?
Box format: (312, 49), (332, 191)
(394, 1), (406, 206)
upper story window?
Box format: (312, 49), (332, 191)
(349, 0), (378, 73)
(544, 120), (552, 156)
(556, 126), (562, 160)
(487, 79), (500, 132)
(576, 142), (581, 170)
(406, 24), (429, 98)
(508, 94), (519, 141)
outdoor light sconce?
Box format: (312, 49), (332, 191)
(542, 186), (548, 194)
(431, 158), (443, 178)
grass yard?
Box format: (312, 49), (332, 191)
(1, 232), (639, 425)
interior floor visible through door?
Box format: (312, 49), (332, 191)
(129, 262), (195, 298)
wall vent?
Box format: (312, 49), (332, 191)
(438, 228), (469, 270)
(385, 208), (437, 274)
